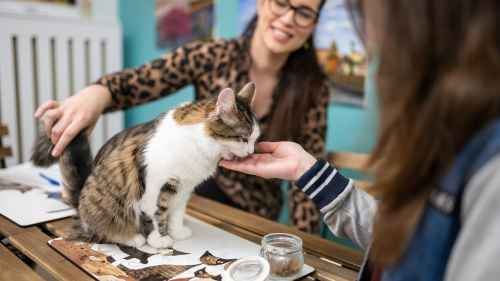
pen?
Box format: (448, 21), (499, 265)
(39, 173), (60, 186)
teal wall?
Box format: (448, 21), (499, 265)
(119, 0), (377, 252)
(120, 0), (238, 127)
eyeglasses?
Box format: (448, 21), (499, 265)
(268, 0), (319, 28)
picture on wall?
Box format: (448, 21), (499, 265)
(315, 0), (366, 106)
(156, 0), (215, 48)
(12, 0), (75, 3)
(237, 0), (367, 106)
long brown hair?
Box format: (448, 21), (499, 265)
(347, 0), (500, 267)
(243, 9), (324, 142)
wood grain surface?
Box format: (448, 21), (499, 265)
(0, 243), (44, 281)
(9, 230), (94, 281)
(0, 214), (38, 238)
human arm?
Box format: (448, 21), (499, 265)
(34, 40), (213, 156)
(294, 156), (376, 250)
(34, 84), (111, 156)
(220, 142), (377, 250)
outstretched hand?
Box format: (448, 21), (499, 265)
(219, 142), (317, 181)
(34, 84), (111, 157)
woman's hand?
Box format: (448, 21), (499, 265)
(34, 84), (111, 157)
(219, 142), (317, 181)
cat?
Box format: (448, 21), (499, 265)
(170, 267), (222, 281)
(192, 267), (222, 281)
(31, 83), (260, 249)
(199, 251), (236, 266)
(105, 245), (190, 264)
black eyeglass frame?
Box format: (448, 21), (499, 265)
(268, 0), (320, 28)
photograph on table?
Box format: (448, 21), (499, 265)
(156, 0), (215, 48)
(237, 0), (367, 106)
(48, 215), (315, 280)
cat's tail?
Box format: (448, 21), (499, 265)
(31, 132), (93, 208)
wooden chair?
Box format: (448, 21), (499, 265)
(327, 151), (378, 198)
(0, 125), (13, 168)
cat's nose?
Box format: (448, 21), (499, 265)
(247, 152), (253, 156)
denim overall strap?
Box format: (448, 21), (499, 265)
(379, 118), (500, 281)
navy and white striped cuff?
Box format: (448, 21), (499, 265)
(294, 157), (351, 210)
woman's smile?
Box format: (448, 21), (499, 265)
(270, 26), (293, 42)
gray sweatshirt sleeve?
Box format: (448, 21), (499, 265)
(294, 157), (378, 250)
(445, 155), (500, 281)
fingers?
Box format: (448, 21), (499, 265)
(258, 142), (280, 153)
(44, 108), (63, 139)
(219, 160), (259, 177)
(51, 121), (86, 157)
(35, 100), (59, 118)
(50, 115), (73, 146)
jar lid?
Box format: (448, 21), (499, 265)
(223, 256), (270, 281)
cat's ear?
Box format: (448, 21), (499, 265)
(216, 88), (238, 127)
(237, 82), (256, 107)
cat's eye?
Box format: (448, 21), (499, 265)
(242, 138), (248, 143)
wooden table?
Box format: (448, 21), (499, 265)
(0, 194), (364, 281)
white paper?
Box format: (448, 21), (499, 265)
(0, 188), (76, 226)
(0, 162), (63, 192)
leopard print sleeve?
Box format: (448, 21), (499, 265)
(94, 40), (221, 112)
(288, 76), (329, 234)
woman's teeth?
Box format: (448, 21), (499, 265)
(272, 28), (291, 39)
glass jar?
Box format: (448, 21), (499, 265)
(260, 233), (305, 280)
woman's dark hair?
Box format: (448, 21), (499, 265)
(243, 15), (324, 143)
(346, 0), (500, 268)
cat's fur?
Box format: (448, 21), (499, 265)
(31, 83), (260, 249)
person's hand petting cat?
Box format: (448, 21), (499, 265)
(219, 142), (317, 181)
(34, 84), (111, 157)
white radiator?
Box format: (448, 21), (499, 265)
(0, 13), (124, 167)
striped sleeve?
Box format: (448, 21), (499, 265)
(294, 157), (353, 211)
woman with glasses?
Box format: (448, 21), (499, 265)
(35, 0), (328, 234)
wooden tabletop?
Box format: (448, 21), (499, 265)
(0, 194), (363, 281)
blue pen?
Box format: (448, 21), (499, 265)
(39, 173), (60, 186)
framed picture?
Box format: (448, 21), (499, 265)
(314, 0), (366, 106)
(12, 0), (76, 3)
(156, 0), (215, 48)
(237, 0), (367, 106)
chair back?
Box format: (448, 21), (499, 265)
(0, 125), (13, 168)
(327, 151), (378, 197)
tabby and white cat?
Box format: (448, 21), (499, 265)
(31, 83), (260, 249)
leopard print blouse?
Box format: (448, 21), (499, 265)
(95, 36), (329, 234)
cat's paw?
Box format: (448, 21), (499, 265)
(123, 234), (146, 248)
(147, 234), (174, 249)
(169, 226), (192, 241)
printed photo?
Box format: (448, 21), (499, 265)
(156, 0), (215, 48)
